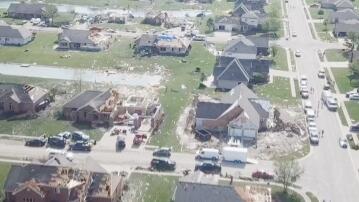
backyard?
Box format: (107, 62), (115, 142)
(331, 68), (357, 93)
(123, 173), (179, 202)
(345, 101), (359, 123)
(254, 76), (299, 106)
(324, 49), (348, 62)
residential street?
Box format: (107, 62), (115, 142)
(277, 0), (359, 201)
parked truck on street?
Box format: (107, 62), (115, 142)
(222, 147), (247, 163)
(196, 148), (220, 161)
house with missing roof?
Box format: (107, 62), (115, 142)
(7, 2), (48, 20)
(0, 24), (33, 46)
(57, 28), (112, 51)
(212, 35), (271, 90)
(62, 90), (119, 126)
(4, 159), (124, 202)
(320, 0), (353, 10)
(134, 34), (191, 56)
(214, 16), (241, 32)
(0, 84), (49, 115)
(195, 84), (272, 141)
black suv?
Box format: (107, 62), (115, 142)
(150, 158), (176, 171)
(195, 162), (221, 174)
(69, 141), (91, 151)
(153, 147), (171, 157)
(47, 136), (66, 148)
(116, 136), (126, 150)
(25, 138), (46, 147)
(195, 129), (211, 141)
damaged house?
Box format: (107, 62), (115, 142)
(0, 84), (49, 115)
(143, 11), (169, 26)
(0, 24), (33, 46)
(195, 84), (272, 142)
(57, 28), (112, 51)
(62, 90), (119, 126)
(134, 34), (191, 56)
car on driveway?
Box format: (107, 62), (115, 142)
(25, 138), (46, 147)
(339, 137), (348, 148)
(318, 68), (325, 78)
(153, 147), (171, 157)
(195, 162), (221, 174)
(150, 158), (176, 171)
(69, 141), (91, 151)
(47, 136), (66, 148)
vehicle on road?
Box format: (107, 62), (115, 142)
(193, 34), (206, 41)
(153, 147), (171, 157)
(350, 122), (359, 132)
(300, 86), (309, 99)
(304, 100), (312, 113)
(307, 121), (317, 132)
(292, 31), (297, 37)
(309, 129), (319, 145)
(252, 170), (274, 180)
(323, 83), (330, 90)
(150, 158), (176, 171)
(56, 131), (71, 140)
(195, 162), (221, 174)
(321, 90), (338, 111)
(20, 64), (30, 67)
(300, 75), (308, 88)
(196, 148), (220, 161)
(349, 93), (359, 100)
(71, 131), (90, 142)
(318, 68), (325, 78)
(222, 147), (247, 163)
(306, 109), (315, 122)
(295, 50), (301, 57)
(47, 136), (66, 148)
(69, 141), (91, 151)
(195, 129), (211, 141)
(339, 137), (348, 148)
(346, 89), (359, 98)
(116, 136), (126, 150)
(25, 138), (46, 147)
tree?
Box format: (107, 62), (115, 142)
(262, 17), (281, 33)
(206, 18), (214, 32)
(348, 32), (359, 51)
(274, 159), (304, 193)
(349, 61), (359, 83)
(43, 5), (58, 26)
(272, 46), (279, 57)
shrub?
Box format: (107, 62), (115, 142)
(318, 10), (324, 15)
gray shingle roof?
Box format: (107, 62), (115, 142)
(173, 181), (243, 202)
(329, 9), (359, 23)
(0, 25), (32, 39)
(334, 20), (359, 33)
(223, 36), (257, 59)
(63, 90), (103, 109)
(196, 102), (232, 119)
(217, 59), (250, 82)
(247, 35), (269, 48)
(0, 84), (33, 104)
(135, 34), (157, 47)
(215, 16), (240, 24)
(7, 3), (46, 15)
(59, 29), (93, 44)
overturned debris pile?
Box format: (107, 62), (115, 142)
(271, 108), (303, 136)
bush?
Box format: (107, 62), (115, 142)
(318, 10), (324, 15)
(251, 73), (268, 84)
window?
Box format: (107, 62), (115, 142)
(160, 47), (166, 51)
(172, 48), (174, 52)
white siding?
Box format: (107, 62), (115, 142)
(0, 36), (31, 46)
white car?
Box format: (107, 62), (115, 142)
(306, 109), (315, 122)
(20, 64), (30, 67)
(307, 122), (317, 133)
(301, 87), (309, 99)
(349, 93), (359, 100)
(295, 50), (301, 57)
(346, 89), (358, 98)
(318, 68), (325, 78)
(309, 130), (319, 144)
(292, 31), (297, 37)
(304, 100), (312, 113)
(339, 137), (348, 148)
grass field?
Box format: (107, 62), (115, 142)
(338, 107), (349, 126)
(255, 77), (299, 106)
(0, 163), (11, 201)
(272, 46), (289, 71)
(331, 68), (356, 93)
(345, 101), (359, 123)
(125, 173), (179, 202)
(325, 49), (348, 62)
(309, 8), (330, 19)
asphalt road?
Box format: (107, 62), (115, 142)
(279, 0), (359, 201)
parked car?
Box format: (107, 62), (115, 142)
(71, 131), (90, 142)
(295, 50), (301, 57)
(350, 122), (359, 132)
(25, 138), (46, 147)
(307, 121), (317, 133)
(323, 83), (330, 90)
(116, 136), (126, 150)
(56, 131), (71, 140)
(300, 86), (309, 99)
(195, 162), (221, 174)
(153, 147), (171, 157)
(69, 141), (91, 151)
(303, 100), (312, 113)
(195, 129), (211, 141)
(349, 93), (359, 100)
(309, 129), (319, 145)
(20, 64), (30, 67)
(150, 158), (176, 171)
(318, 68), (325, 78)
(339, 137), (348, 148)
(195, 148), (220, 161)
(292, 31), (297, 37)
(47, 136), (66, 148)
(252, 170), (274, 180)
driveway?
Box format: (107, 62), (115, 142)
(0, 63), (162, 87)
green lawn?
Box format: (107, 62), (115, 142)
(125, 173), (179, 202)
(52, 12), (75, 27)
(93, 21), (165, 32)
(314, 22), (334, 32)
(325, 49), (349, 62)
(254, 77), (299, 106)
(272, 47), (289, 71)
(345, 101), (359, 123)
(0, 163), (11, 201)
(305, 0), (318, 5)
(309, 8), (330, 19)
(149, 42), (216, 150)
(338, 107), (348, 126)
(331, 68), (357, 93)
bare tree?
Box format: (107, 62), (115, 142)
(274, 159), (304, 193)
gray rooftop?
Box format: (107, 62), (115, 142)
(215, 16), (240, 24)
(334, 20), (359, 33)
(173, 181), (243, 202)
(59, 29), (93, 44)
(329, 9), (359, 23)
(0, 25), (32, 40)
(135, 34), (158, 47)
(7, 3), (46, 15)
(196, 102), (232, 119)
(0, 84), (33, 104)
(63, 90), (103, 109)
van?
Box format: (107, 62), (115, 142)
(193, 34), (206, 41)
(321, 90), (338, 111)
(196, 148), (220, 160)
